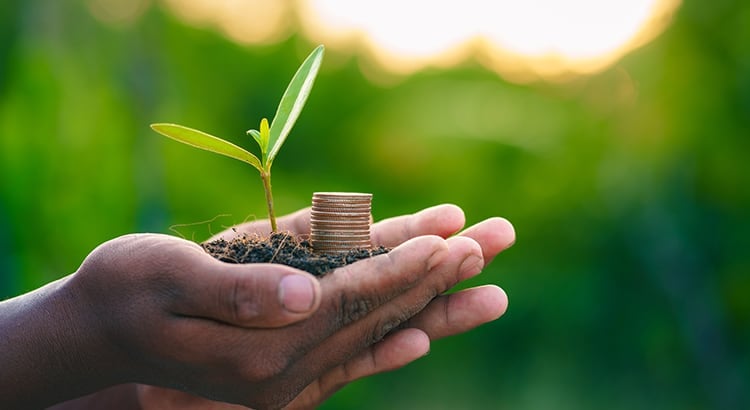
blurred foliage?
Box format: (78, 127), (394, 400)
(1, 0), (749, 409)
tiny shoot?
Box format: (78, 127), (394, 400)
(151, 45), (325, 232)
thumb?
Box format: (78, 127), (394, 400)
(171, 252), (322, 328)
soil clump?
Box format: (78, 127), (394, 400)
(202, 232), (389, 277)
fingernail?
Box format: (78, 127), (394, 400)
(279, 275), (316, 313)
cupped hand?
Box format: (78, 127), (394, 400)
(135, 204), (515, 409)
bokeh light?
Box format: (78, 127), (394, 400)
(155, 0), (681, 81)
(160, 0), (291, 44)
(86, 0), (151, 27)
(301, 0), (681, 80)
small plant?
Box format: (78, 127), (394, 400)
(151, 45), (325, 232)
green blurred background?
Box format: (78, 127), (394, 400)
(1, 0), (748, 409)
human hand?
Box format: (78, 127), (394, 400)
(49, 203), (512, 409)
(135, 204), (515, 409)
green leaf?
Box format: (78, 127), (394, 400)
(259, 118), (270, 158)
(247, 118), (271, 160)
(248, 129), (262, 148)
(151, 123), (262, 171)
(267, 45), (325, 168)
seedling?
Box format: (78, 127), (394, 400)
(151, 45), (325, 232)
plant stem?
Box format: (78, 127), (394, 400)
(260, 170), (277, 232)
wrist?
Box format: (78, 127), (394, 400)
(0, 274), (128, 407)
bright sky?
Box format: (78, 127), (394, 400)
(89, 0), (681, 82)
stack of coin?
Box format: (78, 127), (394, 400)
(310, 192), (372, 254)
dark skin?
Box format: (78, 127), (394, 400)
(0, 204), (515, 409)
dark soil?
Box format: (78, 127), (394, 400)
(202, 231), (390, 277)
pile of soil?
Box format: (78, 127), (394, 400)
(202, 232), (390, 276)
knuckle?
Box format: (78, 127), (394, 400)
(328, 264), (382, 327)
(78, 235), (135, 275)
(228, 275), (262, 324)
(369, 316), (404, 344)
(336, 292), (375, 327)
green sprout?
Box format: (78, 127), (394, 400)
(151, 45), (325, 232)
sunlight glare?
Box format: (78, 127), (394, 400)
(300, 0), (681, 80)
(299, 1), (473, 72)
(479, 0), (656, 58)
(154, 0), (680, 82)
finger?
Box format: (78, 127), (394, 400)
(208, 208), (312, 241)
(304, 235), (450, 337)
(290, 328), (430, 409)
(301, 285), (506, 406)
(370, 204), (466, 247)
(343, 327), (429, 377)
(190, 236), (452, 406)
(289, 234), (481, 382)
(168, 250), (321, 328)
(404, 285), (508, 340)
(323, 235), (480, 340)
(458, 217), (516, 266)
